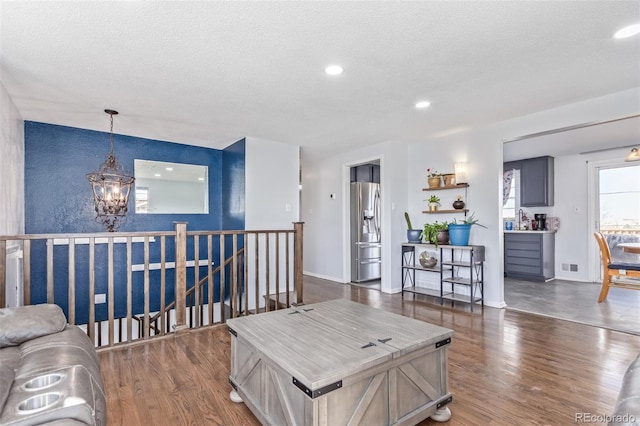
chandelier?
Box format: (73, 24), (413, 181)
(86, 109), (135, 232)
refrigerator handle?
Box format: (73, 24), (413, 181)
(374, 187), (381, 241)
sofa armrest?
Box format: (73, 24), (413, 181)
(0, 304), (67, 348)
(610, 354), (640, 426)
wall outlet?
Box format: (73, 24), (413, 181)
(570, 264), (578, 272)
(95, 294), (106, 304)
(562, 263), (569, 271)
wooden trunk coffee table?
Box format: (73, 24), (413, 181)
(227, 298), (454, 425)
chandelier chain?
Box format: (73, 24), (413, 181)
(109, 112), (114, 154)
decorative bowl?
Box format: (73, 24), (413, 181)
(419, 251), (437, 268)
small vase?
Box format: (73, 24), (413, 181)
(428, 202), (439, 211)
(453, 200), (465, 210)
(437, 230), (450, 245)
(428, 177), (441, 188)
(442, 174), (455, 186)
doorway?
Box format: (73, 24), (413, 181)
(347, 160), (382, 291)
(588, 160), (640, 281)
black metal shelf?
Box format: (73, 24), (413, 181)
(401, 243), (484, 311)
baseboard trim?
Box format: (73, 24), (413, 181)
(303, 271), (347, 283)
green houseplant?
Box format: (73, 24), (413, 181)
(423, 221), (449, 248)
(404, 212), (422, 243)
(426, 195), (441, 212)
(448, 212), (486, 246)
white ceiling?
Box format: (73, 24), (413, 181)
(1, 1), (639, 159)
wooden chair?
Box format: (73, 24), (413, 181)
(594, 232), (640, 302)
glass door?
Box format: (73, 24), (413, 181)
(592, 162), (640, 279)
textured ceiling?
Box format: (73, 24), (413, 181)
(1, 1), (639, 158)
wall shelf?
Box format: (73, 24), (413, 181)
(422, 209), (468, 214)
(421, 183), (469, 191)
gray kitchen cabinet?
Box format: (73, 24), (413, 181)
(520, 156), (554, 206)
(351, 163), (380, 183)
(504, 232), (555, 281)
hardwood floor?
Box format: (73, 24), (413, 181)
(99, 275), (640, 425)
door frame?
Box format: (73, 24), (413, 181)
(342, 156), (383, 287)
(586, 158), (637, 281)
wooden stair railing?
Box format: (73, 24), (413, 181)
(0, 222), (304, 348)
(133, 248), (246, 335)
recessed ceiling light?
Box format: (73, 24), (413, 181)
(165, 167), (173, 171)
(154, 173), (161, 177)
(198, 177), (205, 181)
(325, 65), (343, 75)
(614, 23), (640, 39)
(415, 101), (431, 109)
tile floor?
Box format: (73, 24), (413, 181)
(504, 277), (640, 335)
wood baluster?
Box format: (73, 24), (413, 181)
(126, 237), (133, 343)
(23, 240), (31, 306)
(46, 238), (54, 304)
(207, 234), (213, 326)
(160, 236), (166, 335)
(294, 222), (304, 304)
(88, 237), (95, 344)
(174, 222), (188, 331)
(68, 239), (76, 324)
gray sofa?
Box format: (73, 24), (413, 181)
(610, 354), (640, 426)
(0, 304), (106, 425)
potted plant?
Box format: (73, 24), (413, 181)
(448, 212), (487, 246)
(426, 194), (440, 211)
(426, 168), (441, 188)
(404, 212), (422, 243)
(442, 173), (455, 186)
(423, 221), (449, 248)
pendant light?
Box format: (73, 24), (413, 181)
(86, 109), (135, 231)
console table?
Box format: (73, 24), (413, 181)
(227, 298), (454, 425)
(402, 244), (485, 311)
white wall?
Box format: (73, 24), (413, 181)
(302, 141), (409, 293)
(303, 87), (640, 308)
(244, 137), (300, 309)
(245, 137), (300, 229)
(0, 82), (24, 235)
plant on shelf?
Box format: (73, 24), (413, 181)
(404, 212), (423, 243)
(426, 168), (441, 188)
(452, 211), (487, 228)
(426, 168), (440, 178)
(423, 221), (449, 248)
(426, 194), (441, 211)
(449, 212), (486, 246)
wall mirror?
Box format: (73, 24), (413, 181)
(134, 160), (208, 214)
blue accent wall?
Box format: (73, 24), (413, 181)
(24, 122), (245, 323)
(222, 138), (246, 231)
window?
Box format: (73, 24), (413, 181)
(503, 169), (520, 220)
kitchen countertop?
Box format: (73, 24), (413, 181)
(504, 230), (556, 234)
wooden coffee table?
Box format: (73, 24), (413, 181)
(227, 298), (454, 425)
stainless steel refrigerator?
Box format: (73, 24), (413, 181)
(350, 182), (381, 282)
